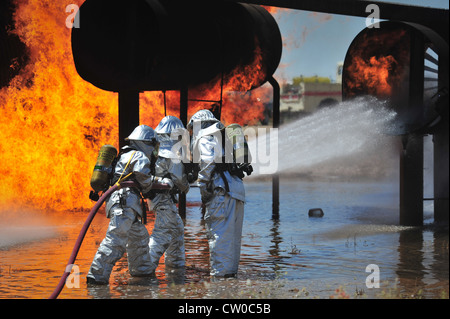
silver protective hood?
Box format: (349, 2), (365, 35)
(126, 124), (158, 143)
(187, 109), (219, 130)
(156, 116), (188, 159)
(129, 140), (158, 161)
(126, 125), (159, 160)
(155, 116), (184, 134)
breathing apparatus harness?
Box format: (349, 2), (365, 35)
(91, 145), (158, 225)
(195, 123), (253, 193)
(111, 147), (162, 225)
(109, 147), (139, 185)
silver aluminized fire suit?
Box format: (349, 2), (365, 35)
(189, 110), (245, 277)
(87, 125), (163, 284)
(148, 116), (190, 273)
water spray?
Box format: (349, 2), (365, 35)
(248, 96), (397, 177)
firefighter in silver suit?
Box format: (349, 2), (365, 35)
(148, 116), (190, 274)
(188, 109), (245, 277)
(87, 125), (168, 284)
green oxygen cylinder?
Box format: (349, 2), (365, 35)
(90, 145), (118, 193)
(225, 123), (252, 163)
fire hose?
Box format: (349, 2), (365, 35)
(48, 180), (168, 299)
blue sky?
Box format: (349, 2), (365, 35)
(271, 0), (449, 83)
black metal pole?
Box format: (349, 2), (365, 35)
(399, 31), (425, 226)
(118, 90), (140, 148)
(179, 87), (188, 219)
(434, 54), (449, 223)
(269, 76), (280, 220)
(399, 134), (424, 226)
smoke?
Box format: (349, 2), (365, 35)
(297, 13), (333, 48)
(284, 12), (334, 50)
(0, 207), (58, 248)
(271, 10), (336, 83)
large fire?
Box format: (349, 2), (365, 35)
(0, 0), (272, 212)
(348, 55), (398, 96)
(344, 29), (410, 99)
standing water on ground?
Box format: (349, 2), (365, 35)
(0, 97), (448, 299)
(0, 183), (448, 299)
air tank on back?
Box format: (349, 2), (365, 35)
(71, 0), (282, 92)
(90, 144), (118, 193)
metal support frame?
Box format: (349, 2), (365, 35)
(268, 76), (280, 220)
(399, 31), (425, 226)
(118, 90), (140, 149)
(222, 0), (448, 43)
(434, 59), (449, 223)
(113, 1), (447, 226)
(178, 87), (189, 219)
(400, 134), (424, 226)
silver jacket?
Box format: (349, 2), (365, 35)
(106, 147), (156, 217)
(192, 122), (245, 203)
(150, 143), (190, 210)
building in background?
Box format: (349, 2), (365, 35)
(279, 63), (343, 123)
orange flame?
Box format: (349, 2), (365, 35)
(347, 55), (398, 96)
(0, 0), (269, 212)
(261, 6), (286, 15)
(344, 29), (409, 99)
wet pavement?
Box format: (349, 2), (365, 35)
(0, 179), (448, 299)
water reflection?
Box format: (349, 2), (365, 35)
(269, 219), (282, 272)
(397, 229), (425, 285)
(395, 226), (450, 297)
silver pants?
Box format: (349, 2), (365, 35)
(148, 205), (185, 272)
(87, 207), (152, 283)
(204, 191), (244, 276)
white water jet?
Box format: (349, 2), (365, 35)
(248, 96), (398, 177)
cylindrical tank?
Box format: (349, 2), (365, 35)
(71, 0), (282, 92)
(90, 145), (118, 193)
(342, 21), (448, 134)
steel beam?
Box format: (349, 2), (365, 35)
(269, 76), (280, 220)
(118, 91), (140, 148)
